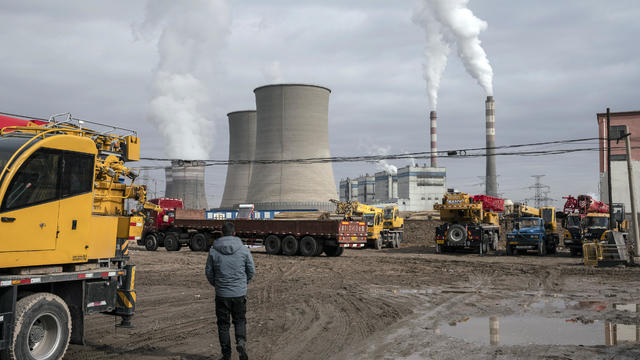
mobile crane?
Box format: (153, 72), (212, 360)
(0, 112), (155, 360)
(331, 200), (403, 249)
(434, 192), (502, 255)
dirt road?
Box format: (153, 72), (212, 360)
(66, 244), (640, 359)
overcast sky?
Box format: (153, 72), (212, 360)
(1, 1), (638, 207)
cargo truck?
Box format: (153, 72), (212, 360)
(141, 207), (367, 256)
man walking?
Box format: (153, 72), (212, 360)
(205, 222), (255, 360)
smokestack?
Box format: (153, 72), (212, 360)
(170, 160), (208, 209)
(485, 96), (497, 196)
(430, 110), (437, 167)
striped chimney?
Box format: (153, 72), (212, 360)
(430, 110), (437, 167)
(485, 96), (497, 196)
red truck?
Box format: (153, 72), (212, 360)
(140, 198), (184, 251)
(140, 202), (367, 257)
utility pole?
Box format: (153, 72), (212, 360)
(622, 126), (640, 260)
(607, 108), (614, 230)
(526, 175), (554, 208)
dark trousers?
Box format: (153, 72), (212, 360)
(215, 296), (247, 356)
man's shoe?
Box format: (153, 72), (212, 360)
(237, 345), (248, 360)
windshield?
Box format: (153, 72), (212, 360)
(517, 218), (542, 228)
(585, 216), (609, 228)
(383, 208), (394, 220)
(363, 213), (375, 226)
(566, 216), (582, 227)
(0, 136), (30, 174)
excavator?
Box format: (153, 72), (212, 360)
(0, 112), (158, 359)
(331, 200), (403, 249)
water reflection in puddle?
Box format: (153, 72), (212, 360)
(439, 304), (639, 346)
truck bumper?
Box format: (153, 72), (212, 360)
(508, 240), (539, 249)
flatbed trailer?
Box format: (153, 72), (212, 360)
(145, 218), (367, 257)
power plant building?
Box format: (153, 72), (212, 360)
(375, 171), (398, 202)
(339, 178), (359, 202)
(219, 110), (257, 209)
(341, 165), (446, 211)
(246, 84), (337, 211)
(356, 174), (375, 204)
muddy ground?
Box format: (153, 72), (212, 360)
(67, 221), (640, 360)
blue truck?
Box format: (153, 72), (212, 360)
(506, 217), (558, 256)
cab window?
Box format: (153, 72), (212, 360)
(2, 149), (61, 210)
(61, 152), (94, 197)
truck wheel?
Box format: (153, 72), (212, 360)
(538, 241), (547, 256)
(506, 244), (513, 256)
(189, 233), (206, 252)
(447, 224), (467, 245)
(282, 236), (299, 256)
(144, 233), (158, 251)
(7, 293), (71, 360)
(375, 236), (382, 250)
(164, 233), (181, 251)
(436, 244), (442, 254)
(324, 246), (344, 257)
(314, 239), (325, 256)
(299, 236), (317, 257)
(265, 235), (281, 255)
(569, 247), (579, 257)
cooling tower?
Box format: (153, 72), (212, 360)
(164, 166), (174, 198)
(430, 110), (437, 167)
(247, 84), (337, 211)
(485, 96), (498, 197)
(219, 110), (257, 209)
(170, 160), (208, 209)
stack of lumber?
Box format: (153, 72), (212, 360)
(274, 211), (330, 220)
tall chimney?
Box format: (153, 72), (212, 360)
(430, 110), (437, 167)
(485, 96), (497, 196)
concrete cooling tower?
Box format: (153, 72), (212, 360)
(165, 160), (208, 209)
(219, 110), (257, 209)
(247, 84), (337, 211)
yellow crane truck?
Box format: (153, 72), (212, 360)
(0, 113), (152, 360)
(434, 192), (502, 255)
(331, 200), (403, 249)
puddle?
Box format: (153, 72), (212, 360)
(439, 314), (639, 346)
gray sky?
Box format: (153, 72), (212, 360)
(1, 1), (639, 207)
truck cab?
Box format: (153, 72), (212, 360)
(141, 198), (184, 250)
(506, 216), (558, 256)
(562, 214), (585, 256)
(583, 213), (610, 243)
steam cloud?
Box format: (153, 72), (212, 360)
(139, 0), (230, 160)
(373, 146), (398, 175)
(262, 61), (284, 83)
(414, 0), (494, 109)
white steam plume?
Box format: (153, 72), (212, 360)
(373, 146), (398, 175)
(413, 2), (450, 110)
(138, 0), (230, 160)
(262, 61), (283, 83)
(414, 0), (494, 103)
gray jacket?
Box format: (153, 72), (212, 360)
(205, 236), (255, 298)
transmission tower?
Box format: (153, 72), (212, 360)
(525, 175), (554, 208)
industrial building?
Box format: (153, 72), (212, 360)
(597, 110), (640, 212)
(245, 84), (338, 211)
(339, 178), (358, 202)
(164, 160), (208, 209)
(219, 110), (257, 209)
(340, 165), (446, 211)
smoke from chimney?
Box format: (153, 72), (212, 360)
(413, 0), (494, 103)
(138, 0), (231, 160)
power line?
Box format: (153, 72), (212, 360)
(137, 136), (618, 170)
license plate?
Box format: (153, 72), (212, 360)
(436, 240), (445, 244)
(509, 241), (517, 245)
(351, 236), (358, 240)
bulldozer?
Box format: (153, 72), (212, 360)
(0, 112), (157, 359)
(331, 200), (403, 249)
